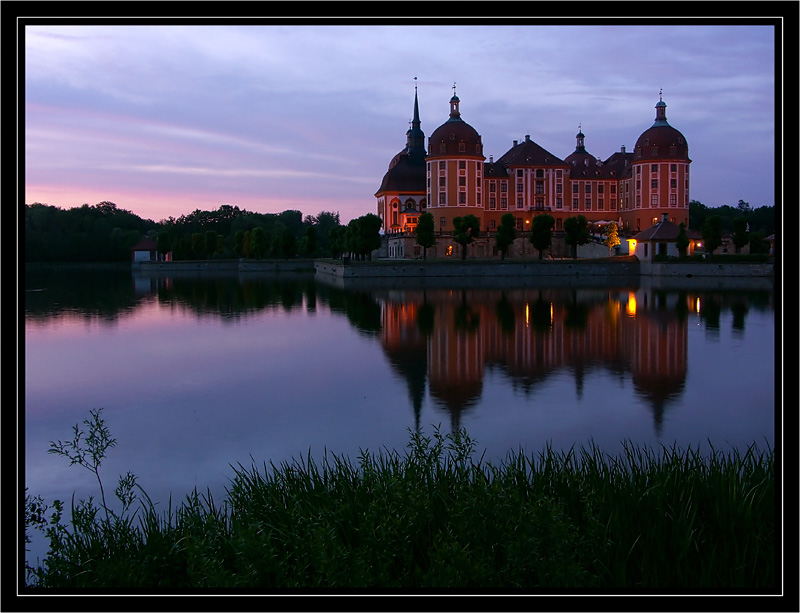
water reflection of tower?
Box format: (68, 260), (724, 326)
(623, 289), (688, 435)
(380, 300), (428, 430)
(427, 291), (485, 431)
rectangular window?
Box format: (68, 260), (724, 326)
(536, 181), (544, 194)
(671, 164), (677, 172)
(670, 178), (677, 188)
(439, 193), (446, 204)
(501, 183), (507, 193)
(501, 198), (507, 209)
(458, 143), (465, 153)
(459, 176), (466, 186)
(489, 219), (496, 229)
(585, 198), (591, 210)
(517, 169), (523, 177)
(598, 199), (604, 210)
(459, 192), (466, 204)
(490, 197), (496, 209)
(651, 179), (658, 189)
(556, 198), (562, 209)
(440, 217), (446, 228)
(651, 164), (658, 172)
(517, 183), (524, 193)
(573, 198), (579, 208)
(585, 184), (591, 193)
(651, 194), (658, 206)
(573, 184), (579, 194)
(517, 197), (523, 208)
(440, 177), (446, 187)
(556, 184), (562, 194)
(670, 194), (677, 206)
(459, 160), (466, 169)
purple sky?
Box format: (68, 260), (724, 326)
(23, 23), (778, 224)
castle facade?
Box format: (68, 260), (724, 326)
(375, 87), (691, 259)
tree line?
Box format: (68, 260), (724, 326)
(23, 198), (774, 263)
(24, 201), (385, 263)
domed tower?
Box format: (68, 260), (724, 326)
(426, 85), (486, 233)
(375, 87), (427, 234)
(628, 92), (691, 231)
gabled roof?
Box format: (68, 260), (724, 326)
(632, 219), (699, 241)
(131, 237), (158, 251)
(495, 136), (565, 167)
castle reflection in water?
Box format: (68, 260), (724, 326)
(379, 286), (714, 435)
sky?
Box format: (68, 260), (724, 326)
(22, 21), (780, 224)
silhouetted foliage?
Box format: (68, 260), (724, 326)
(494, 213), (516, 260)
(530, 214), (555, 259)
(415, 213), (436, 260)
(453, 215), (481, 260)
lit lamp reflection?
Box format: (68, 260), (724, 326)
(626, 293), (637, 317)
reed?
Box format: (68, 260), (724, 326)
(25, 427), (775, 590)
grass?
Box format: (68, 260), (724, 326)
(25, 427), (775, 590)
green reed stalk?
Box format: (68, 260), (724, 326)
(26, 425), (775, 590)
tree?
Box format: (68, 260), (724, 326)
(701, 216), (723, 256)
(156, 231), (172, 260)
(732, 216), (749, 253)
(300, 225), (318, 257)
(676, 223), (690, 258)
(233, 230), (245, 258)
(530, 214), (555, 260)
(329, 225), (346, 259)
(603, 222), (620, 256)
(275, 226), (299, 259)
(354, 213), (383, 260)
(250, 227), (268, 259)
(495, 213), (516, 260)
(191, 233), (205, 259)
(563, 215), (590, 259)
(453, 214), (480, 260)
(415, 212), (436, 261)
(205, 231), (219, 258)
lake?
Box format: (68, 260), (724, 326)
(23, 267), (776, 566)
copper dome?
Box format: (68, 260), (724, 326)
(427, 94), (483, 158)
(633, 98), (689, 162)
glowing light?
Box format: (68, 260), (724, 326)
(626, 292), (637, 317)
(627, 238), (637, 254)
(696, 297), (701, 313)
(525, 303), (530, 327)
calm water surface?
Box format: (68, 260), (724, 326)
(24, 268), (776, 558)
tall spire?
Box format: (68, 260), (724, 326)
(406, 77), (425, 154)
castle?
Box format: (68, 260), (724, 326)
(375, 85), (691, 259)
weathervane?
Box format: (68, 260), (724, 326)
(659, 87), (663, 101)
(453, 81), (457, 96)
